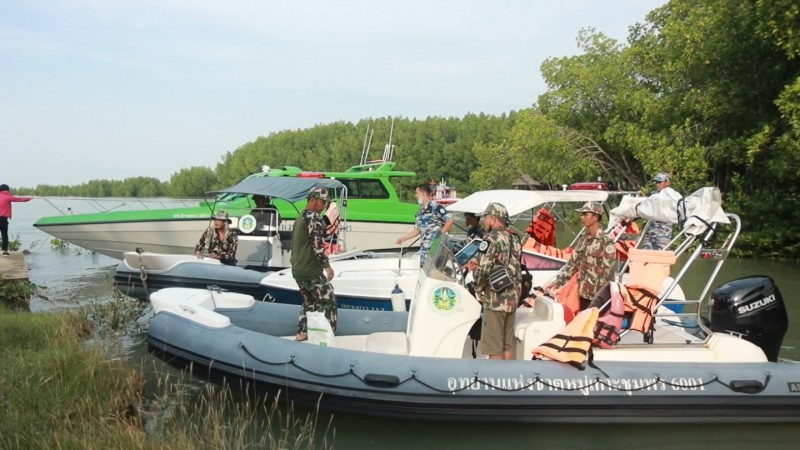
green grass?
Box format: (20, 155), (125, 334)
(0, 301), (333, 449)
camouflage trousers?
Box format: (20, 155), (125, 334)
(641, 222), (673, 251)
(296, 274), (338, 334)
(418, 236), (436, 268)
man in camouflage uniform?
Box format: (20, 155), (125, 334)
(545, 201), (617, 311)
(468, 202), (521, 360)
(194, 210), (239, 266)
(291, 186), (337, 341)
(396, 183), (454, 268)
(641, 172), (682, 250)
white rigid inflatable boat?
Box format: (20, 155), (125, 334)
(147, 218), (800, 423)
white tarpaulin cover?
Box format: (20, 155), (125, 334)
(609, 187), (729, 236)
(447, 190), (609, 217)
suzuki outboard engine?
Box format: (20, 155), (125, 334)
(708, 276), (788, 362)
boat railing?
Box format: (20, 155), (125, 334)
(604, 213), (740, 344)
(38, 196), (203, 216)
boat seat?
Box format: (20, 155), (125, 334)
(363, 332), (408, 355)
(175, 303), (232, 328)
(515, 296), (567, 360)
(331, 335), (369, 351)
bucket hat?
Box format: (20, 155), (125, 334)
(212, 210), (232, 223)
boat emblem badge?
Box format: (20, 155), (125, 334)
(238, 214), (257, 234)
(431, 286), (458, 313)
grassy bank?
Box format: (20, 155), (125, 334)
(0, 300), (332, 449)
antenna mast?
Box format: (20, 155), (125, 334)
(360, 124), (374, 165)
(383, 117), (395, 162)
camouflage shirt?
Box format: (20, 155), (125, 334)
(553, 229), (617, 300)
(473, 229), (522, 313)
(195, 228), (238, 265)
(290, 209), (331, 281)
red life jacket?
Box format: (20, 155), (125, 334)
(526, 207), (556, 247)
(592, 282), (626, 348)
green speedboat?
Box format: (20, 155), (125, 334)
(34, 161), (419, 267)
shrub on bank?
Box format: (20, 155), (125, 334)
(0, 302), (332, 449)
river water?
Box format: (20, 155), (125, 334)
(10, 198), (800, 448)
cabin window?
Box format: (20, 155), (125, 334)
(341, 180), (389, 199)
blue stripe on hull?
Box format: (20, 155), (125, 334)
(262, 286), (402, 311)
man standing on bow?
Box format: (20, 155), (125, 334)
(641, 172), (682, 250)
(291, 186), (337, 341)
(396, 183), (454, 268)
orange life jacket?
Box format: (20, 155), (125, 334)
(533, 307), (600, 369)
(592, 282), (626, 349)
(526, 207), (556, 247)
(553, 273), (580, 319)
(622, 286), (659, 337)
(522, 238), (573, 261)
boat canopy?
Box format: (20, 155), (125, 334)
(207, 177), (346, 204)
(447, 190), (609, 217)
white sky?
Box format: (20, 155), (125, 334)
(0, 0), (666, 188)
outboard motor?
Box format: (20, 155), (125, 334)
(708, 276), (788, 362)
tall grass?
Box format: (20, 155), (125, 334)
(0, 299), (334, 449)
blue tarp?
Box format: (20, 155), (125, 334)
(207, 177), (345, 204)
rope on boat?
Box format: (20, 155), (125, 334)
(136, 247), (151, 299)
(237, 342), (770, 395)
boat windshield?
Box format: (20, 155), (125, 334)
(423, 233), (467, 284)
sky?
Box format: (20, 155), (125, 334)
(0, 0), (666, 188)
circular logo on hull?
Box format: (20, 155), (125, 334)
(431, 286), (458, 313)
(238, 214), (257, 234)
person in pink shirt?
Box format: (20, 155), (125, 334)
(0, 184), (32, 256)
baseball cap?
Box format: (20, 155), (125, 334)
(483, 202), (510, 224)
(653, 172), (670, 183)
(575, 201), (603, 216)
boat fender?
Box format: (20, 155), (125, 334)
(364, 373), (401, 388)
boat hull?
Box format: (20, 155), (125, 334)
(114, 260), (270, 300)
(37, 218), (411, 262)
(147, 302), (800, 423)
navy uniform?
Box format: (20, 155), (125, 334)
(415, 200), (453, 267)
(291, 187), (337, 335)
(641, 173), (682, 251)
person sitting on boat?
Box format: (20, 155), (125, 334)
(291, 186), (338, 342)
(466, 202), (522, 360)
(464, 212), (484, 240)
(543, 201), (617, 312)
(250, 195), (280, 234)
(395, 183), (454, 268)
(641, 172), (682, 250)
(194, 210), (239, 266)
